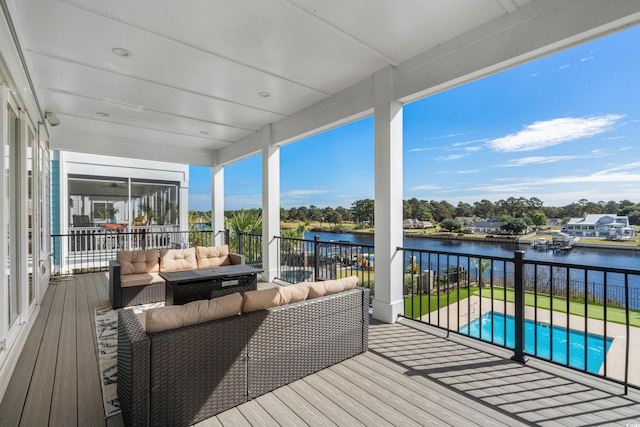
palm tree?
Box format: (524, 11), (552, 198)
(473, 258), (492, 287)
(226, 210), (262, 252)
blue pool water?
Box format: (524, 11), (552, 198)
(459, 313), (614, 374)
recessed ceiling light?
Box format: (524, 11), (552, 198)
(200, 131), (210, 135)
(112, 47), (132, 58)
(258, 91), (270, 98)
(96, 112), (110, 117)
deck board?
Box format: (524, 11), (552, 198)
(270, 384), (337, 426)
(50, 279), (78, 426)
(0, 284), (55, 426)
(315, 367), (420, 426)
(252, 392), (306, 427)
(20, 282), (66, 426)
(234, 399), (278, 426)
(2, 272), (640, 427)
(286, 376), (364, 426)
(76, 277), (106, 424)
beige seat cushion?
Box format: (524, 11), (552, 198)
(160, 247), (197, 272)
(196, 245), (231, 269)
(117, 249), (159, 275)
(242, 282), (310, 313)
(119, 272), (164, 288)
(307, 276), (359, 299)
(145, 292), (243, 333)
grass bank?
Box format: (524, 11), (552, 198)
(403, 286), (640, 327)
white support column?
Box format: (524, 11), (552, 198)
(59, 151), (69, 275)
(261, 125), (280, 283)
(211, 164), (225, 246)
(178, 166), (189, 234)
(372, 66), (404, 324)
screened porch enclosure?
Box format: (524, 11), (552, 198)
(60, 176), (182, 274)
(68, 176), (180, 227)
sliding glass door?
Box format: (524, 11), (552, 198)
(5, 100), (19, 328)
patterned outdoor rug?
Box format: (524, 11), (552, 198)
(95, 302), (163, 418)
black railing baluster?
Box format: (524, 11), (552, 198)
(511, 250), (527, 364)
(549, 267), (554, 362)
(534, 264), (538, 357)
(603, 272), (608, 377)
(565, 268), (570, 367)
(314, 235), (320, 281)
(625, 273), (630, 395)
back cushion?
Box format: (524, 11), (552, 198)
(117, 249), (159, 275)
(145, 292), (243, 333)
(242, 282), (309, 313)
(196, 245), (231, 269)
(160, 247), (197, 272)
(308, 276), (359, 299)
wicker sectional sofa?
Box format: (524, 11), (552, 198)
(117, 280), (369, 427)
(109, 245), (245, 309)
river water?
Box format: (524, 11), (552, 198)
(305, 231), (640, 270)
(305, 231), (640, 306)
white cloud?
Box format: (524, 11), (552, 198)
(425, 132), (468, 141)
(469, 162), (640, 193)
(498, 152), (608, 167)
(452, 139), (488, 147)
(594, 162), (640, 175)
(410, 184), (442, 191)
(488, 114), (624, 152)
(499, 156), (569, 167)
(436, 154), (466, 161)
(407, 147), (435, 152)
(456, 169), (482, 174)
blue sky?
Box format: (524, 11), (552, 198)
(189, 25), (640, 211)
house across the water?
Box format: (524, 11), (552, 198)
(563, 214), (636, 240)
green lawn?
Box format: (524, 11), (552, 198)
(403, 286), (640, 327)
(474, 288), (640, 327)
(404, 288), (472, 318)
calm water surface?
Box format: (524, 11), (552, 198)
(305, 231), (640, 270)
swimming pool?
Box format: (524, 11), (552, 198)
(459, 312), (613, 374)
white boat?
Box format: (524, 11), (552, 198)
(531, 237), (549, 249)
(551, 233), (579, 249)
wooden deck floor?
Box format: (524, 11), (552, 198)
(2, 272), (640, 426)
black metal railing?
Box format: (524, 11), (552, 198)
(274, 236), (375, 295)
(235, 231), (263, 268)
(399, 246), (640, 393)
(51, 229), (214, 275)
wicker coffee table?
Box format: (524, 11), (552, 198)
(160, 264), (261, 305)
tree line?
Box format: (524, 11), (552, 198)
(189, 197), (640, 227)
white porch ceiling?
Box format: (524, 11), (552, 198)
(5, 0), (640, 166)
